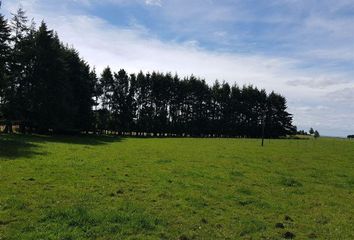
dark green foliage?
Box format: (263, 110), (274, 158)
(266, 92), (296, 137)
(0, 10), (295, 137)
(0, 14), (10, 120)
(3, 9), (35, 133)
(136, 71), (154, 135)
(1, 10), (96, 134)
(111, 69), (135, 134)
(100, 66), (114, 112)
(309, 127), (314, 135)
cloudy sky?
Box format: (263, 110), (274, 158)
(2, 0), (354, 136)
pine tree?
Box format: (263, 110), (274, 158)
(309, 127), (314, 135)
(6, 8), (36, 133)
(219, 82), (231, 136)
(0, 14), (10, 124)
(136, 71), (153, 135)
(266, 92), (295, 137)
(31, 22), (70, 132)
(128, 73), (137, 134)
(100, 67), (114, 111)
(0, 14), (10, 80)
(99, 67), (114, 133)
(211, 80), (221, 136)
(111, 69), (131, 135)
(90, 68), (101, 111)
(314, 130), (320, 139)
(62, 47), (94, 133)
(229, 84), (241, 136)
(151, 72), (172, 136)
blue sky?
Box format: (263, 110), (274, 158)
(2, 0), (354, 136)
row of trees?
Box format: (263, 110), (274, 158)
(0, 10), (296, 137)
(0, 10), (94, 134)
(308, 128), (320, 138)
(298, 128), (320, 138)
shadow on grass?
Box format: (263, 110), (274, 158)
(0, 135), (41, 159)
(26, 134), (123, 145)
(0, 134), (123, 160)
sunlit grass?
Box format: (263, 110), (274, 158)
(0, 134), (353, 239)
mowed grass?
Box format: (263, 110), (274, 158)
(0, 134), (353, 240)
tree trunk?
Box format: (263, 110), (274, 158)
(4, 121), (13, 133)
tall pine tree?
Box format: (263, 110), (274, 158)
(0, 14), (10, 125)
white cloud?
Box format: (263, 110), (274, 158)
(144, 0), (162, 6)
(287, 75), (352, 89)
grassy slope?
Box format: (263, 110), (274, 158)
(0, 134), (353, 239)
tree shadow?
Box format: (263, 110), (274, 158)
(0, 135), (42, 160)
(26, 134), (123, 145)
(0, 134), (123, 160)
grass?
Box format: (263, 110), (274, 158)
(0, 134), (353, 239)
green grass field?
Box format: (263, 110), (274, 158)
(0, 134), (353, 239)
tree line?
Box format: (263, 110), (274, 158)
(0, 10), (296, 137)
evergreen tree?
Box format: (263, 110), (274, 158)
(0, 14), (10, 123)
(314, 130), (320, 139)
(100, 67), (114, 111)
(128, 73), (137, 134)
(136, 72), (154, 135)
(98, 67), (114, 133)
(229, 84), (241, 136)
(188, 76), (210, 136)
(90, 68), (101, 111)
(3, 9), (36, 133)
(30, 22), (71, 132)
(169, 74), (183, 136)
(151, 72), (172, 136)
(111, 69), (131, 135)
(218, 82), (232, 136)
(211, 80), (221, 136)
(266, 92), (295, 137)
(309, 127), (314, 135)
(62, 47), (94, 133)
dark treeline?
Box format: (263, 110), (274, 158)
(0, 10), (296, 137)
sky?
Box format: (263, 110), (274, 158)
(2, 0), (354, 136)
